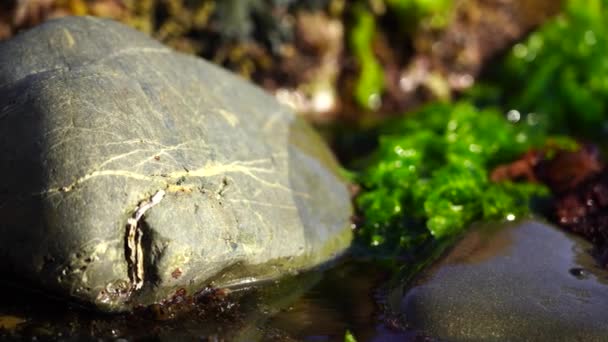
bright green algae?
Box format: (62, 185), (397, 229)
(384, 0), (452, 29)
(354, 0), (607, 252)
(349, 2), (385, 111)
(472, 0), (608, 138)
(348, 0), (452, 111)
(354, 101), (570, 251)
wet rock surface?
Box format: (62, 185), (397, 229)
(0, 260), (405, 341)
(0, 16), (352, 312)
(492, 145), (608, 266)
(392, 220), (608, 341)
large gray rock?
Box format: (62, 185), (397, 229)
(0, 16), (352, 312)
(392, 220), (608, 341)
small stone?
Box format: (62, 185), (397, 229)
(392, 220), (608, 341)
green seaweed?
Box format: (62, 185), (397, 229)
(472, 0), (608, 139)
(347, 0), (452, 111)
(349, 2), (385, 111)
(344, 330), (357, 342)
(384, 0), (452, 29)
(355, 102), (565, 252)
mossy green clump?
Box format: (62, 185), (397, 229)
(473, 0), (608, 138)
(355, 102), (561, 251)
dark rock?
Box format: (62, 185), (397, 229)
(0, 16), (352, 312)
(491, 145), (608, 265)
(391, 220), (608, 341)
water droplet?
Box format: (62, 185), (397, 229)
(448, 73), (474, 89)
(367, 93), (381, 111)
(395, 146), (416, 157)
(516, 133), (528, 143)
(569, 267), (590, 280)
(447, 120), (458, 131)
(513, 43), (528, 59)
(371, 235), (384, 246)
(312, 89), (335, 113)
(527, 113), (539, 126)
(585, 30), (597, 46)
(507, 109), (521, 122)
(468, 144), (482, 153)
(400, 75), (417, 92)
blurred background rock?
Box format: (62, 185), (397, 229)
(0, 0), (560, 124)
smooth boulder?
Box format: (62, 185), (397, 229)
(0, 16), (352, 312)
(392, 220), (608, 341)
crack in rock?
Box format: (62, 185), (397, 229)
(125, 190), (165, 291)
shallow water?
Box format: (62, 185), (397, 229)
(0, 260), (418, 341)
(8, 221), (603, 341)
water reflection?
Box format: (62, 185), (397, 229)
(0, 260), (419, 341)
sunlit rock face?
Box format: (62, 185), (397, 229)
(0, 16), (352, 312)
(393, 220), (608, 341)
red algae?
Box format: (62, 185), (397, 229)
(492, 144), (608, 266)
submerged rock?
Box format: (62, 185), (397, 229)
(392, 220), (608, 341)
(0, 16), (352, 312)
